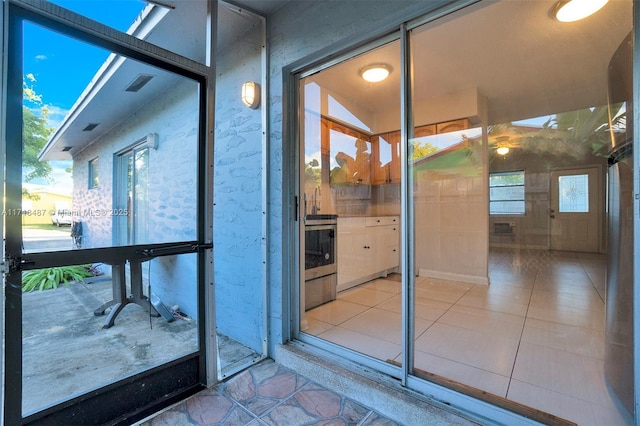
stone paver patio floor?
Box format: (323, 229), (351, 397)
(140, 360), (398, 426)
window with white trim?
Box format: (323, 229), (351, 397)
(490, 170), (525, 215)
(88, 157), (99, 189)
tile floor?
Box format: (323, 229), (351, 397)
(139, 359), (401, 425)
(304, 249), (633, 425)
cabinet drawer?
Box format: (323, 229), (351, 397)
(365, 216), (399, 227)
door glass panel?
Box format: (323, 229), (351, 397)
(558, 174), (589, 212)
(22, 22), (198, 253)
(22, 254), (198, 415)
(299, 40), (402, 367)
(409, 1), (632, 424)
(20, 21), (201, 415)
(49, 0), (208, 64)
(48, 0), (144, 32)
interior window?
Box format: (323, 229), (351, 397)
(489, 170), (525, 215)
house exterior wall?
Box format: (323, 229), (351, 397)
(265, 0), (437, 352)
(213, 21), (265, 353)
(21, 190), (72, 225)
(72, 78), (199, 317)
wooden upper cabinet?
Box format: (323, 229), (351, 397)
(372, 131), (400, 185)
(413, 124), (436, 138)
(325, 116), (470, 187)
(436, 118), (469, 134)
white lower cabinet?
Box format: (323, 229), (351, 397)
(337, 216), (400, 291)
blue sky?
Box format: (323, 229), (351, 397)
(24, 0), (145, 112)
(23, 0), (145, 189)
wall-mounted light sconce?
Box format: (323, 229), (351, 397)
(496, 146), (510, 156)
(242, 81), (260, 109)
(552, 0), (608, 22)
(360, 64), (392, 83)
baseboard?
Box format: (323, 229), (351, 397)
(489, 243), (549, 250)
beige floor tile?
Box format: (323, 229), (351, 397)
(440, 307), (524, 340)
(467, 284), (533, 306)
(414, 286), (468, 304)
(377, 295), (453, 322)
(337, 287), (396, 307)
(449, 302), (523, 321)
(318, 326), (401, 362)
(374, 294), (402, 314)
(507, 379), (632, 426)
(305, 300), (370, 326)
(456, 291), (529, 317)
(309, 251), (615, 425)
(521, 318), (604, 359)
(302, 316), (335, 336)
(361, 279), (401, 294)
(533, 277), (601, 297)
(529, 288), (604, 313)
(511, 342), (609, 404)
(527, 303), (604, 332)
(413, 350), (510, 397)
(414, 322), (519, 376)
(414, 297), (454, 321)
(341, 308), (432, 345)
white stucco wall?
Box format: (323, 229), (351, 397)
(213, 20), (265, 353)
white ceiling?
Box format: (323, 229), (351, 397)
(308, 0), (632, 130)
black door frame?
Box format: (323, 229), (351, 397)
(3, 2), (212, 424)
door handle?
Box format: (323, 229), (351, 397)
(550, 214), (555, 218)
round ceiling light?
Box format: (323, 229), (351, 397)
(553, 0), (609, 22)
(496, 147), (510, 156)
(360, 64), (391, 83)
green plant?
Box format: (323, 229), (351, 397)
(22, 265), (95, 292)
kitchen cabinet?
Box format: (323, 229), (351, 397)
(372, 132), (400, 185)
(337, 216), (400, 291)
(370, 119), (470, 186)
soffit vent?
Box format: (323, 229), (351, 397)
(125, 74), (154, 92)
(62, 146), (73, 152)
(83, 123), (99, 132)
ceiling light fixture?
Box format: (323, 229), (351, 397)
(552, 0), (609, 22)
(496, 146), (510, 156)
(360, 64), (391, 83)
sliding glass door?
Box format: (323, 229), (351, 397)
(295, 0), (637, 424)
(297, 38), (403, 374)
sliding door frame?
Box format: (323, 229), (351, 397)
(285, 0), (638, 424)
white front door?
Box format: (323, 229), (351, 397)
(549, 167), (600, 252)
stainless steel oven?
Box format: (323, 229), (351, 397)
(304, 214), (337, 310)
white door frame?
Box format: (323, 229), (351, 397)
(549, 164), (603, 253)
